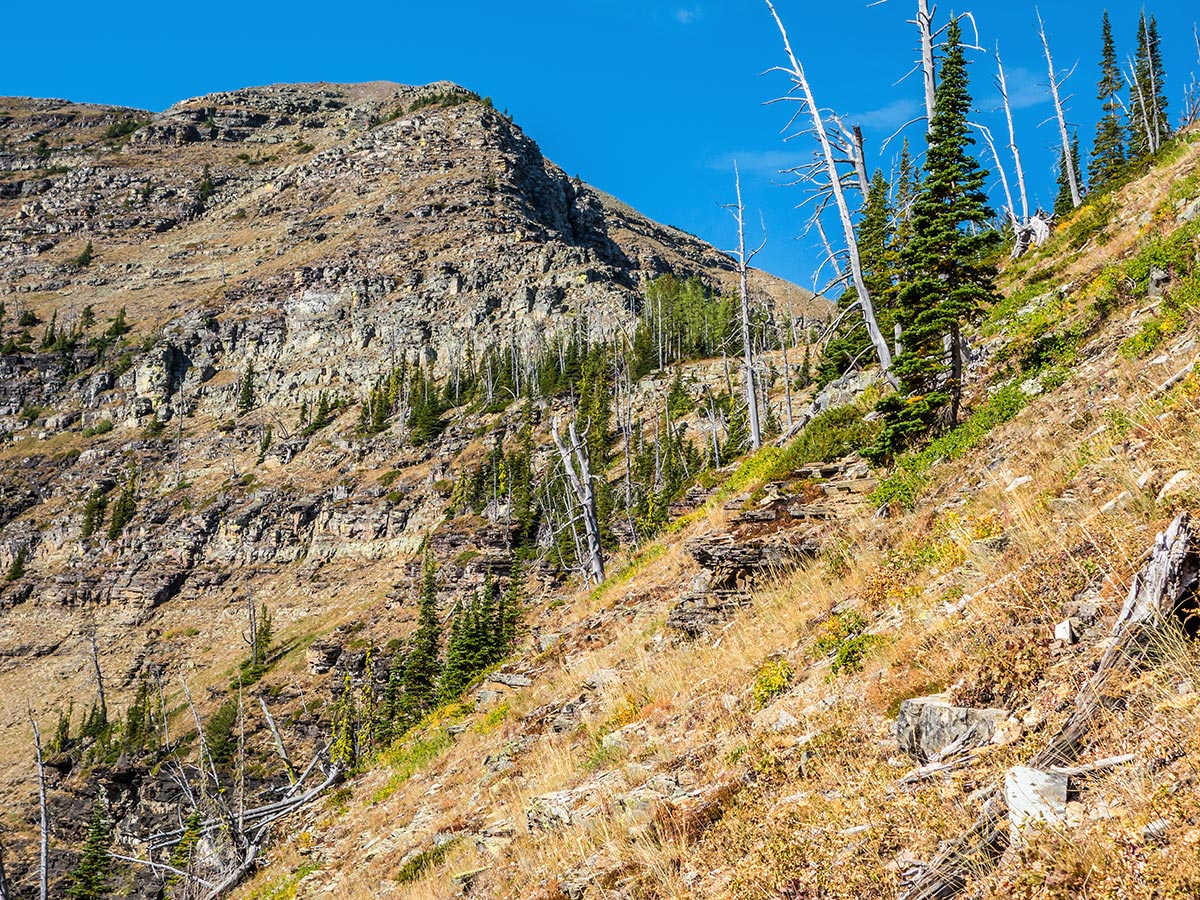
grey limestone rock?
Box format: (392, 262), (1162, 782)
(894, 694), (1009, 763)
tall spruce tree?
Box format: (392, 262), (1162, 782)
(870, 18), (997, 457)
(1129, 12), (1170, 160)
(66, 800), (112, 900)
(398, 549), (442, 727)
(1090, 11), (1126, 189)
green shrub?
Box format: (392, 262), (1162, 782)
(395, 838), (459, 884)
(5, 547), (28, 582)
(203, 699), (239, 765)
(764, 404), (881, 481)
(811, 609), (881, 675)
(752, 658), (794, 708)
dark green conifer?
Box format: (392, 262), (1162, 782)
(66, 800), (112, 900)
(106, 465), (138, 540)
(237, 363), (256, 413)
(398, 550), (443, 726)
(1090, 11), (1126, 190)
(81, 487), (107, 542)
(871, 19), (997, 456)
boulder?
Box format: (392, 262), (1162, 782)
(1005, 766), (1068, 837)
(894, 694), (1009, 763)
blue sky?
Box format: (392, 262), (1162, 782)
(3, 1), (1198, 290)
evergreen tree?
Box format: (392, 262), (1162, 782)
(106, 465), (138, 540)
(497, 567), (523, 651)
(237, 363), (256, 413)
(1054, 132), (1084, 217)
(722, 399), (749, 461)
(398, 550), (443, 726)
(375, 650), (406, 747)
(871, 19), (998, 456)
(1129, 12), (1170, 160)
(166, 809), (203, 888)
(1090, 11), (1127, 190)
(66, 800), (112, 900)
(81, 488), (107, 542)
(817, 170), (898, 387)
(439, 601), (468, 700)
(203, 699), (238, 766)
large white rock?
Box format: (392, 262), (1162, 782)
(1005, 766), (1068, 838)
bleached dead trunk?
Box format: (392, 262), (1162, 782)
(916, 0), (937, 124)
(28, 706), (48, 900)
(1038, 10), (1081, 209)
(727, 163), (765, 451)
(995, 49), (1030, 222)
(552, 419), (605, 585)
(765, 1), (895, 386)
(974, 123), (1017, 228)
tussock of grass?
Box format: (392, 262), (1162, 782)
(370, 729), (454, 804)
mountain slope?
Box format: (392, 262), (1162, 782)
(0, 81), (825, 899)
(193, 131), (1200, 900)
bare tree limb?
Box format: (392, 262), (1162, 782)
(765, 0), (896, 386)
(995, 47), (1030, 222)
(724, 163), (764, 450)
(258, 697), (298, 785)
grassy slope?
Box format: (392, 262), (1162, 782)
(225, 132), (1200, 900)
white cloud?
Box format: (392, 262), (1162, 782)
(980, 65), (1049, 112)
(843, 97), (923, 132)
(710, 149), (812, 177)
(675, 7), (701, 25)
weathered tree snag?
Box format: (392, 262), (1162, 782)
(552, 419), (605, 585)
(765, 0), (895, 387)
(900, 513), (1198, 900)
(27, 706), (48, 900)
(974, 123), (1017, 229)
(259, 696), (298, 785)
(725, 162), (766, 451)
(995, 49), (1030, 224)
(1038, 10), (1082, 209)
(87, 624), (106, 721)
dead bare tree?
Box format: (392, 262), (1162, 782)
(86, 622), (106, 721)
(724, 163), (767, 451)
(27, 705), (48, 900)
(1182, 24), (1200, 128)
(1038, 9), (1082, 209)
(765, 0), (895, 386)
(258, 697), (298, 786)
(551, 418), (605, 585)
(994, 48), (1030, 224)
